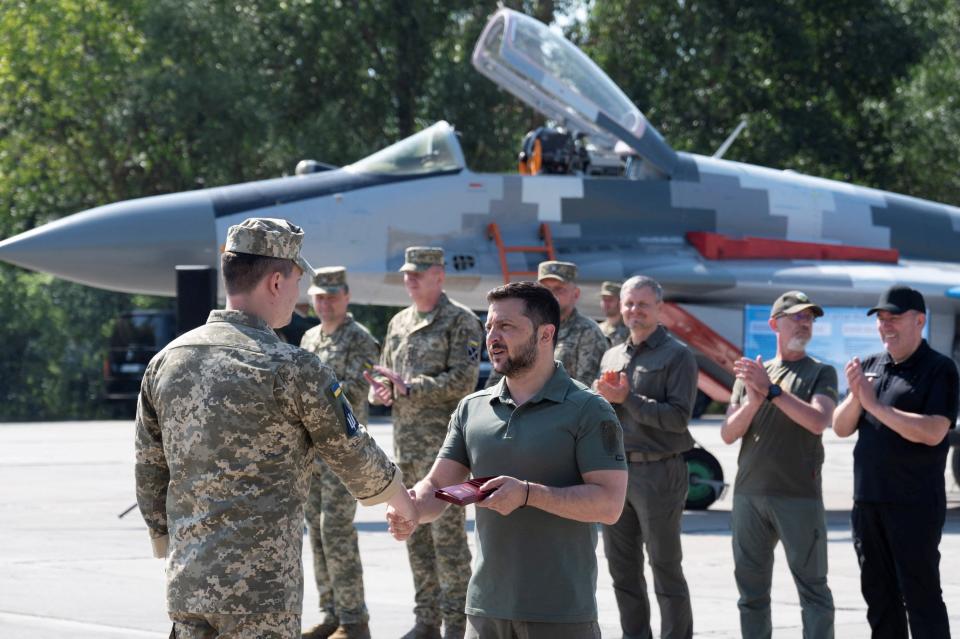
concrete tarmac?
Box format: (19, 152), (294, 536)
(1, 417), (958, 638)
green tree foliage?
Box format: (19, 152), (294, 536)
(0, 0), (958, 419)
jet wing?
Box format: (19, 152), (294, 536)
(472, 9), (678, 176)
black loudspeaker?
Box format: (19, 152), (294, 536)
(176, 265), (217, 335)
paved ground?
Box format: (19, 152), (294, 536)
(1, 417), (958, 638)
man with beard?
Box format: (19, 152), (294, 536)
(365, 247), (482, 639)
(391, 281), (627, 639)
(598, 281), (629, 347)
(721, 290), (838, 638)
(834, 285), (957, 639)
(594, 275), (697, 639)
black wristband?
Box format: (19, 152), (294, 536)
(521, 480), (530, 508)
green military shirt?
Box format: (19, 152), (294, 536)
(135, 310), (400, 614)
(731, 356), (838, 498)
(375, 292), (483, 464)
(598, 325), (697, 455)
(599, 317), (630, 348)
(555, 308), (609, 386)
(438, 363), (627, 623)
(300, 314), (380, 425)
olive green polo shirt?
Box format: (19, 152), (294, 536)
(597, 324), (697, 455)
(438, 363), (626, 623)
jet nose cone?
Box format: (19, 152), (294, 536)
(0, 191), (217, 296)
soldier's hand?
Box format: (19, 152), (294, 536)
(476, 476), (527, 516)
(596, 371), (629, 404)
(364, 370), (394, 406)
(386, 488), (419, 541)
(373, 365), (408, 397)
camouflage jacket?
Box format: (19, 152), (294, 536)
(300, 314), (380, 425)
(135, 310), (400, 614)
(600, 317), (630, 348)
(556, 308), (609, 386)
(372, 293), (482, 463)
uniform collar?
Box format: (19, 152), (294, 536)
(881, 339), (930, 370)
(412, 292), (450, 324)
(491, 362), (572, 407)
(207, 309), (272, 333)
(560, 307), (580, 328)
(626, 324), (668, 353)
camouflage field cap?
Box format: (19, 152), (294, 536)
(399, 246), (445, 272)
(308, 266), (348, 295)
(600, 281), (622, 297)
(771, 290), (824, 318)
(538, 260), (578, 283)
(225, 217), (313, 274)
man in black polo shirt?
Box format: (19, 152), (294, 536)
(834, 285), (958, 639)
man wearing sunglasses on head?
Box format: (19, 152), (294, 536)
(721, 291), (838, 639)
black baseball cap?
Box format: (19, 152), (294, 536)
(867, 285), (926, 315)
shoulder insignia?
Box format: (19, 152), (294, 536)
(466, 339), (481, 362)
(330, 381), (360, 438)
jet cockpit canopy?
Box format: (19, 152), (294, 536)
(345, 120), (465, 176)
(471, 9), (677, 177)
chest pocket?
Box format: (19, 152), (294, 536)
(632, 363), (666, 397)
(402, 328), (450, 377)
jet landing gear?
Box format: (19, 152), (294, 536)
(684, 447), (726, 510)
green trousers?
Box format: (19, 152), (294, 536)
(731, 493), (834, 639)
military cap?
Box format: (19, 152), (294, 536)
(538, 260), (578, 283)
(770, 290), (824, 318)
(868, 284), (926, 315)
(399, 246), (445, 272)
(600, 281), (622, 297)
(308, 266), (348, 295)
(225, 217), (313, 274)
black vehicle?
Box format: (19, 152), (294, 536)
(103, 310), (175, 401)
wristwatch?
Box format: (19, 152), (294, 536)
(766, 384), (782, 401)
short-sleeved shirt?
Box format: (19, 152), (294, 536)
(730, 356), (838, 498)
(598, 325), (697, 455)
(854, 340), (959, 504)
(438, 363), (627, 623)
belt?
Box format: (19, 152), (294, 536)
(627, 451), (680, 463)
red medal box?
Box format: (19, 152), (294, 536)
(434, 476), (497, 506)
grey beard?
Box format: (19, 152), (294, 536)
(786, 335), (810, 352)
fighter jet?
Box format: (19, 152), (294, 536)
(2, 9), (959, 500)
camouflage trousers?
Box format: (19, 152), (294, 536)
(304, 459), (369, 625)
(169, 612), (299, 638)
(401, 456), (472, 629)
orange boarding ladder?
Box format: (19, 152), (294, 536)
(487, 222), (556, 283)
(660, 302), (742, 403)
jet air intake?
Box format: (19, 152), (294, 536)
(472, 8), (678, 177)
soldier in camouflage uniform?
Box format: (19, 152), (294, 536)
(364, 247), (482, 639)
(538, 260), (609, 385)
(135, 218), (417, 639)
(300, 267), (380, 639)
(599, 280), (630, 347)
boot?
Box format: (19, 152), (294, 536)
(328, 622), (371, 639)
(399, 621), (442, 639)
(302, 620), (339, 639)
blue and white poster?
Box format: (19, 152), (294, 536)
(742, 305), (929, 394)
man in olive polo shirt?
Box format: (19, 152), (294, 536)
(835, 285), (958, 639)
(720, 290), (838, 639)
(595, 274), (697, 639)
(392, 281), (628, 639)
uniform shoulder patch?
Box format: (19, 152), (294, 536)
(329, 381), (360, 438)
(601, 420), (621, 457)
(466, 339), (481, 362)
